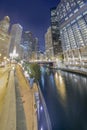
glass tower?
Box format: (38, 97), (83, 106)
(51, 7), (62, 57)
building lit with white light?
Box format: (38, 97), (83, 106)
(9, 24), (23, 58)
(0, 16), (10, 60)
(56, 0), (87, 67)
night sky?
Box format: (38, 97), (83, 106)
(0, 0), (60, 51)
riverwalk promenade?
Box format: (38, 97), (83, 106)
(0, 65), (38, 130)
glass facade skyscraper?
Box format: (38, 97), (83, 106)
(51, 7), (62, 57)
(56, 0), (87, 66)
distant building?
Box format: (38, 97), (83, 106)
(21, 31), (33, 60)
(45, 26), (54, 60)
(0, 16), (10, 60)
(0, 16), (10, 33)
(9, 24), (23, 58)
(21, 31), (39, 61)
(56, 0), (87, 66)
(51, 7), (62, 57)
(32, 37), (39, 60)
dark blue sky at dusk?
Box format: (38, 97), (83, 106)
(0, 0), (60, 51)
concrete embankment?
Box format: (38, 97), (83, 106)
(57, 67), (87, 76)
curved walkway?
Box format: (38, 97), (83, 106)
(15, 75), (27, 130)
(16, 65), (38, 130)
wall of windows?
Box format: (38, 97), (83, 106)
(51, 7), (62, 56)
(57, 0), (86, 24)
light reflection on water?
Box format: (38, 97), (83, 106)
(40, 68), (87, 130)
(54, 72), (66, 106)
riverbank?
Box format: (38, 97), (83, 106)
(56, 66), (87, 76)
(16, 65), (38, 130)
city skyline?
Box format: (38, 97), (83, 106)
(0, 0), (60, 51)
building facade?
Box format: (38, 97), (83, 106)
(32, 37), (39, 60)
(51, 7), (62, 58)
(21, 31), (39, 61)
(9, 24), (23, 58)
(45, 26), (54, 60)
(56, 0), (87, 67)
(0, 16), (10, 60)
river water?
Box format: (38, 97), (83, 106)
(39, 67), (87, 130)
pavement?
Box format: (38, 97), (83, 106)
(15, 75), (27, 130)
(16, 64), (38, 130)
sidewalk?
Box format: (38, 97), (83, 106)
(16, 65), (38, 130)
(15, 75), (27, 130)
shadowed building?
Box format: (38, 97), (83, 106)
(50, 7), (62, 58)
(45, 26), (54, 60)
(21, 31), (39, 61)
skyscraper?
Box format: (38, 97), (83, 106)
(45, 26), (54, 60)
(21, 31), (38, 61)
(0, 16), (10, 33)
(56, 0), (87, 66)
(51, 7), (62, 57)
(9, 24), (23, 57)
(0, 16), (10, 60)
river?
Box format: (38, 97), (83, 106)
(39, 67), (87, 130)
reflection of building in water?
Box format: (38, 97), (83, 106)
(54, 72), (66, 106)
(0, 16), (10, 60)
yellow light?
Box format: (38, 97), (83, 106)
(3, 57), (7, 60)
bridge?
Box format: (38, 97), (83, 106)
(29, 60), (56, 67)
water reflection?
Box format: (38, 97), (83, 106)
(40, 68), (87, 130)
(54, 72), (66, 106)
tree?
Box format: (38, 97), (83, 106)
(29, 63), (41, 81)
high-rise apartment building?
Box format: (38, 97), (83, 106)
(51, 7), (62, 57)
(56, 0), (87, 66)
(9, 24), (23, 57)
(45, 26), (54, 60)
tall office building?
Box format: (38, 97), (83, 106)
(51, 7), (62, 57)
(21, 31), (38, 61)
(56, 0), (87, 66)
(32, 37), (39, 60)
(21, 31), (33, 60)
(45, 26), (54, 59)
(9, 24), (23, 57)
(0, 16), (10, 60)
